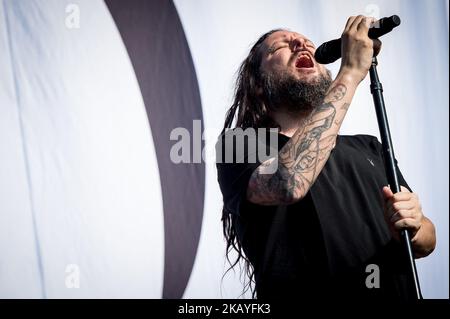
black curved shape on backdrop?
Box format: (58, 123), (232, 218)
(105, 0), (205, 298)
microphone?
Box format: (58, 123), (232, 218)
(314, 15), (401, 64)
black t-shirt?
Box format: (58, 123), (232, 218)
(217, 132), (416, 300)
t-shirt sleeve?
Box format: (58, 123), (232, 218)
(217, 161), (260, 217)
(215, 131), (262, 217)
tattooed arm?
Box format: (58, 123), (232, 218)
(246, 80), (355, 205)
(247, 15), (381, 205)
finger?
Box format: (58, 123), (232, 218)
(382, 186), (393, 200)
(344, 16), (357, 32)
(393, 218), (421, 231)
(387, 200), (416, 213)
(390, 191), (415, 202)
(349, 15), (365, 32)
(400, 186), (411, 193)
(357, 16), (376, 33)
(390, 210), (415, 223)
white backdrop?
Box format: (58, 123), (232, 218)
(0, 0), (165, 298)
(0, 0), (448, 299)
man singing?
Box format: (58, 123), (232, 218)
(216, 16), (436, 299)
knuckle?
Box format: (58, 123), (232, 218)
(362, 41), (373, 49)
(396, 210), (406, 218)
(352, 35), (368, 45)
(362, 40), (372, 48)
(341, 32), (351, 39)
(394, 221), (404, 229)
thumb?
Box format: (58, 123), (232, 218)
(382, 185), (393, 200)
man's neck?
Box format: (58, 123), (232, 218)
(270, 109), (311, 138)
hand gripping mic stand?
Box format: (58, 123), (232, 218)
(369, 56), (422, 299)
(315, 14), (422, 299)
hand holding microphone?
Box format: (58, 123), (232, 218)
(328, 16), (387, 84)
(315, 15), (401, 64)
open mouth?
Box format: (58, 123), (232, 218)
(295, 53), (314, 69)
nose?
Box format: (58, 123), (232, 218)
(290, 37), (306, 52)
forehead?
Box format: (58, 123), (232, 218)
(264, 30), (309, 47)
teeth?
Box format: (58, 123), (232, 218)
(296, 55), (312, 64)
(298, 54), (311, 60)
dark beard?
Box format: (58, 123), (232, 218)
(261, 69), (332, 115)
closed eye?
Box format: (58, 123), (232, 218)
(274, 45), (288, 52)
(269, 44), (288, 54)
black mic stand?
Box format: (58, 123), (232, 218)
(369, 56), (422, 299)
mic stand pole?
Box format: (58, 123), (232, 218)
(369, 56), (422, 299)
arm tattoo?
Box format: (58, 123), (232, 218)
(247, 84), (348, 205)
(329, 84), (346, 102)
(334, 103), (349, 125)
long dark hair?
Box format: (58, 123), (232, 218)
(223, 29), (283, 130)
(221, 29), (282, 298)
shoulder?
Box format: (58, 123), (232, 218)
(338, 134), (382, 156)
(339, 134), (381, 148)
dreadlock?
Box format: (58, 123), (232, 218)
(221, 29), (284, 298)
